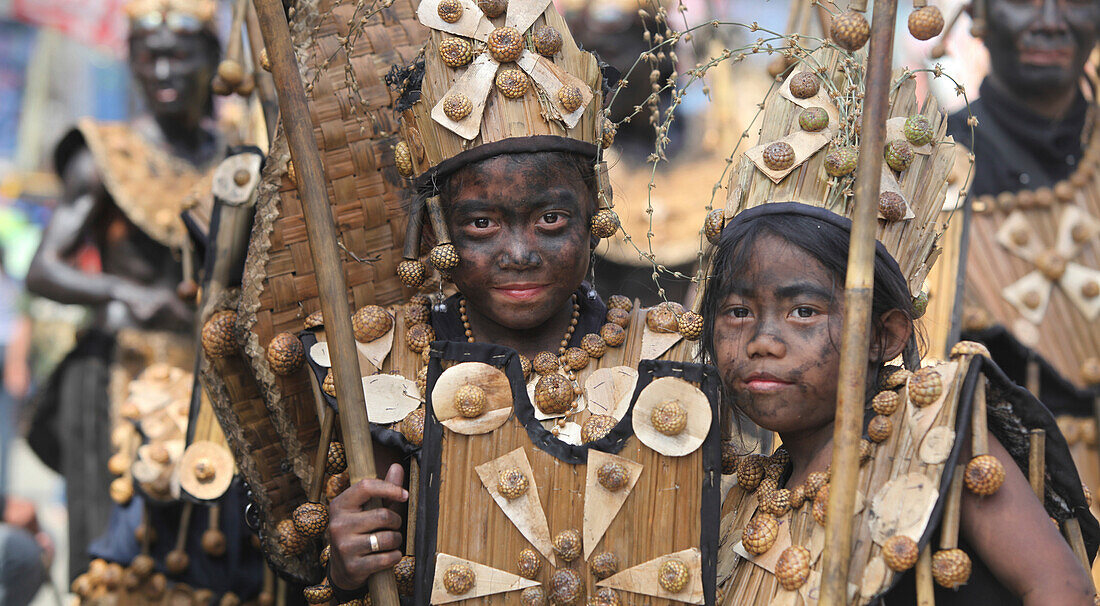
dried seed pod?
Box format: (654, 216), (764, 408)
(825, 147), (858, 177)
(872, 391), (901, 416)
(202, 310), (238, 358)
(798, 106), (830, 132)
(645, 305), (679, 333)
(319, 545), (331, 567)
(885, 140), (915, 172)
(882, 535), (919, 571)
(908, 367), (943, 407)
(396, 259), (427, 288)
(606, 294), (632, 311)
(931, 548), (971, 589)
(721, 441), (739, 475)
(405, 323), (435, 354)
(765, 463), (785, 481)
(477, 0), (506, 17)
(758, 477), (779, 497)
(549, 568), (583, 605)
(455, 383), (488, 418)
(651, 400), (688, 435)
(788, 72), (820, 99)
(589, 587), (622, 606)
(742, 514), (780, 555)
(517, 548), (541, 579)
(326, 441), (347, 475)
(553, 529), (582, 561)
(771, 446), (790, 467)
(437, 0), (463, 23)
(738, 454), (768, 492)
(812, 484), (830, 525)
(292, 502), (329, 538)
(860, 438), (874, 465)
(879, 191), (907, 222)
(303, 582), (333, 604)
(404, 302), (431, 326)
(657, 558), (690, 593)
(1084, 483), (1093, 508)
(760, 488), (792, 517)
(559, 85), (584, 113)
(789, 485), (807, 509)
(600, 323), (627, 347)
(589, 551), (620, 580)
(166, 549), (189, 574)
(600, 118), (617, 149)
(325, 472), (350, 499)
(519, 354), (533, 380)
(964, 454), (1006, 496)
(395, 555), (416, 596)
(908, 5), (945, 41)
(904, 114), (935, 146)
(497, 467), (529, 499)
(591, 208), (620, 239)
(776, 545), (811, 590)
(597, 461), (630, 491)
(881, 365), (912, 389)
(831, 11), (871, 51)
(762, 141), (796, 171)
(442, 94), (473, 121)
(678, 311), (704, 341)
(438, 37), (473, 68)
(267, 333), (305, 375)
(496, 68), (529, 98)
(533, 351), (561, 375)
(563, 347), (589, 371)
(487, 26), (523, 62)
(868, 414), (893, 443)
(950, 340), (991, 359)
(131, 554), (155, 578)
(704, 209), (725, 244)
(581, 414), (617, 443)
(400, 407), (425, 446)
(607, 308), (632, 328)
(803, 471), (829, 500)
(580, 333), (606, 358)
(443, 564), (475, 595)
(520, 586), (547, 605)
(534, 374), (574, 414)
(304, 310), (324, 329)
(202, 528), (226, 557)
(394, 141), (414, 177)
(533, 26), (563, 56)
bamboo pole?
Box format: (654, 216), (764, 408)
(819, 2), (898, 605)
(940, 466), (965, 550)
(1063, 518), (1091, 570)
(249, 1), (400, 604)
(915, 544), (935, 606)
(245, 1), (280, 141)
(1029, 429), (1045, 500)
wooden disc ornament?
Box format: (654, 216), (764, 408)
(179, 441), (235, 501)
(431, 362), (513, 434)
(631, 377), (711, 456)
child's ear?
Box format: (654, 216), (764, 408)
(870, 309), (913, 363)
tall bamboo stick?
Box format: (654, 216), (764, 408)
(819, 2), (899, 605)
(249, 1), (400, 604)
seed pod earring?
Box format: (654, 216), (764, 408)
(426, 196), (460, 271)
(397, 197), (427, 288)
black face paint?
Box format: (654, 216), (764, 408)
(129, 26), (216, 126)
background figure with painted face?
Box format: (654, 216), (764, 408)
(944, 0), (1100, 540)
(24, 0), (220, 583)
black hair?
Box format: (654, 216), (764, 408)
(700, 212), (919, 376)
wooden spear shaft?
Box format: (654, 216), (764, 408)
(818, 2), (898, 605)
(249, 2), (400, 604)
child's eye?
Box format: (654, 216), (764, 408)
(472, 218), (491, 229)
(792, 306), (817, 318)
(542, 212), (562, 224)
(728, 307), (750, 318)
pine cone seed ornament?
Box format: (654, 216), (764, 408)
(964, 454), (1006, 496)
(868, 414), (893, 443)
(326, 442), (347, 475)
(831, 11), (871, 51)
(533, 26), (563, 56)
(771, 446), (790, 467)
(267, 333), (305, 375)
(882, 535), (919, 571)
(165, 548), (189, 574)
(430, 242), (460, 270)
(443, 94), (472, 122)
(533, 351), (561, 375)
(549, 568), (584, 605)
(931, 548), (971, 589)
(721, 441), (739, 475)
(455, 384), (488, 418)
(395, 555), (416, 596)
(303, 310), (324, 329)
(394, 141), (414, 177)
(645, 302), (682, 333)
(881, 365), (912, 389)
(559, 85), (584, 113)
(517, 548), (541, 578)
(789, 485), (807, 509)
(405, 323), (435, 354)
(590, 587), (621, 606)
(600, 323), (627, 347)
(872, 390), (901, 416)
(761, 488), (792, 517)
(496, 68), (529, 98)
(396, 259), (427, 288)
(600, 118), (617, 149)
(443, 564), (476, 595)
(564, 347), (589, 371)
(651, 400), (688, 435)
(553, 529), (582, 561)
(352, 305), (393, 343)
(789, 72), (820, 99)
(437, 0), (463, 23)
(521, 586), (547, 605)
(908, 367), (943, 407)
(776, 545), (812, 590)
(812, 484), (830, 525)
(403, 302), (431, 325)
(439, 37), (473, 68)
(885, 140), (915, 172)
(597, 461), (630, 491)
(950, 340), (990, 359)
(292, 502), (329, 538)
(581, 333), (606, 358)
(678, 311), (704, 340)
(519, 354), (533, 380)
(582, 414), (617, 443)
(860, 438), (874, 465)
(762, 141), (796, 171)
(534, 373), (574, 414)
(606, 294), (632, 311)
(497, 467), (529, 499)
(590, 551), (620, 580)
(657, 559), (690, 593)
(487, 27), (523, 62)
(607, 308), (632, 328)
(908, 5), (945, 41)
(131, 554), (155, 578)
(325, 472), (350, 499)
(591, 208), (620, 239)
(758, 477), (779, 497)
(879, 191), (907, 222)
(825, 147), (858, 177)
(704, 209), (725, 244)
(799, 106), (830, 132)
(904, 114), (935, 146)
(202, 311), (238, 358)
(804, 471), (829, 500)
(477, 0), (506, 18)
(400, 407), (425, 446)
(319, 544), (331, 567)
(303, 582), (333, 604)
(737, 454), (768, 492)
(742, 514), (780, 555)
(765, 463), (785, 481)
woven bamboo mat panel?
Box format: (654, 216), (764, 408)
(235, 0), (428, 501)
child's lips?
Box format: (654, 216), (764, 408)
(742, 373), (793, 393)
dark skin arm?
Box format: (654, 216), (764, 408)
(960, 432), (1093, 605)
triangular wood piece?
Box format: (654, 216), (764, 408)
(641, 323), (684, 361)
(429, 553), (540, 604)
(597, 547), (705, 604)
(474, 448), (555, 561)
(583, 450), (643, 559)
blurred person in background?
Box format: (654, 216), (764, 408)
(0, 247), (31, 494)
(0, 493), (53, 605)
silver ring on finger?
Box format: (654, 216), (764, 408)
(368, 533), (380, 554)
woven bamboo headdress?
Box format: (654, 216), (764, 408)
(125, 0), (216, 31)
(390, 0), (618, 288)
